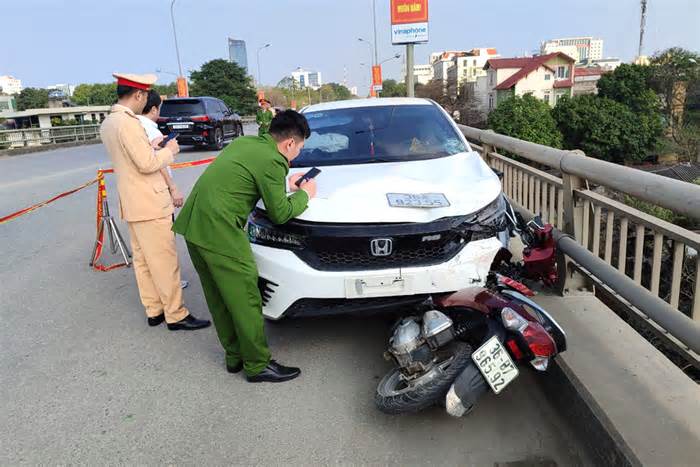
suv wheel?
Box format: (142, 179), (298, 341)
(209, 127), (224, 150)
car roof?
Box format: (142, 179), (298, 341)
(303, 97), (433, 113)
(163, 97), (213, 102)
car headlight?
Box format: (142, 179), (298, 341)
(457, 194), (508, 239)
(247, 215), (306, 249)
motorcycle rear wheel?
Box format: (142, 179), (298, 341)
(375, 341), (473, 414)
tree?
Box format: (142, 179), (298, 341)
(649, 47), (700, 159)
(71, 83), (117, 106)
(275, 76), (310, 108)
(189, 59), (258, 115)
(16, 87), (49, 110)
(320, 83), (352, 101)
(152, 82), (178, 97)
(379, 79), (406, 97)
(553, 95), (660, 163)
(487, 94), (562, 148)
(597, 64), (658, 115)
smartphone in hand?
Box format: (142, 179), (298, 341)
(159, 132), (178, 148)
(295, 167), (321, 187)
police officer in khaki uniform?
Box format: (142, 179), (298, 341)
(100, 73), (210, 331)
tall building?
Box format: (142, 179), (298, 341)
(290, 68), (323, 90)
(228, 38), (248, 72)
(446, 48), (500, 96)
(0, 75), (23, 95)
(540, 37), (603, 63)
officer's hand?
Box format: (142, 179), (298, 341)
(288, 173), (305, 191)
(165, 138), (180, 156)
(170, 186), (185, 207)
(151, 136), (164, 149)
(300, 178), (317, 199)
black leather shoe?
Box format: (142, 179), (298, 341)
(246, 360), (300, 383)
(226, 362), (244, 374)
(148, 314), (165, 327)
(167, 314), (211, 331)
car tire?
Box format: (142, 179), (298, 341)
(209, 127), (224, 150)
(374, 341), (473, 414)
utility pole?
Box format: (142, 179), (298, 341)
(372, 0), (378, 66)
(257, 44), (271, 87)
(406, 44), (415, 97)
(170, 0), (184, 78)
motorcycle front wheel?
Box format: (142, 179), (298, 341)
(374, 341), (473, 414)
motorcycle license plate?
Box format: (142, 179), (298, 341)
(472, 336), (519, 394)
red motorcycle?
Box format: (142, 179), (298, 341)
(374, 212), (567, 416)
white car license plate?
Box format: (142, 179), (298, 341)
(472, 336), (519, 394)
(386, 193), (450, 208)
(171, 123), (190, 129)
(345, 275), (405, 298)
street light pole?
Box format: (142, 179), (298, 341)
(257, 43), (271, 87)
(372, 0), (378, 66)
(169, 0), (184, 78)
(379, 53), (401, 65)
(359, 37), (375, 95)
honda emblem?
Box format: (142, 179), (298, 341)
(370, 238), (393, 257)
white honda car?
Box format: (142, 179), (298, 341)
(248, 98), (508, 320)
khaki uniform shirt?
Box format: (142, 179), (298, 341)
(100, 104), (175, 222)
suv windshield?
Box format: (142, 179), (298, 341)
(293, 104), (467, 167)
(160, 99), (205, 117)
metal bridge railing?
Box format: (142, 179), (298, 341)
(0, 117), (259, 151)
(460, 125), (700, 356)
(0, 124), (102, 149)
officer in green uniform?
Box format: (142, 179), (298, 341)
(256, 98), (274, 136)
(173, 110), (316, 383)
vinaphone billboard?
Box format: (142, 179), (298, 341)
(390, 0), (428, 44)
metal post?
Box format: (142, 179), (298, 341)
(257, 44), (270, 86)
(372, 0), (378, 66)
(406, 43), (415, 97)
(560, 149), (590, 294)
(169, 0), (184, 78)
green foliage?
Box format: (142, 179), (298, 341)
(553, 94), (660, 163)
(597, 64), (659, 115)
(487, 94), (562, 148)
(71, 83), (117, 106)
(649, 48), (700, 158)
(189, 59), (257, 115)
(379, 79), (406, 97)
(319, 83), (353, 101)
(262, 79), (352, 109)
(152, 82), (178, 97)
(624, 195), (676, 223)
(16, 87), (49, 110)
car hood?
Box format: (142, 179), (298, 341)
(258, 151), (502, 224)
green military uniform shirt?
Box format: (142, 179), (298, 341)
(173, 133), (309, 257)
(256, 109), (274, 136)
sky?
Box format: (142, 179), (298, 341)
(2, 0), (699, 95)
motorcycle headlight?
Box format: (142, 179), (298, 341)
(247, 215), (306, 249)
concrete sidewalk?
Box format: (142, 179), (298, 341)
(536, 294), (700, 467)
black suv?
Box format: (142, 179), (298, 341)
(157, 97), (243, 150)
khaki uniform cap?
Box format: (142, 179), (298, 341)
(112, 72), (158, 90)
